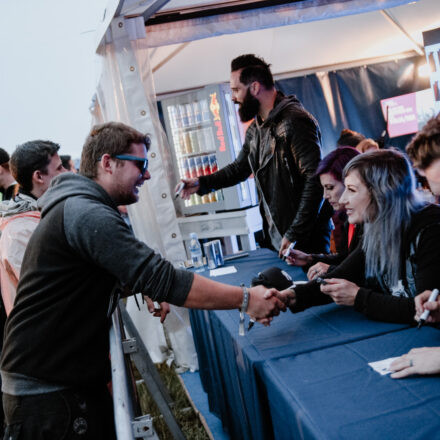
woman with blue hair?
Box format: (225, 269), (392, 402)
(285, 149), (440, 323)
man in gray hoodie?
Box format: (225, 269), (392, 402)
(0, 122), (287, 439)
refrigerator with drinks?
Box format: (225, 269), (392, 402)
(161, 84), (256, 215)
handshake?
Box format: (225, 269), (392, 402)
(246, 285), (295, 325)
(245, 266), (297, 326)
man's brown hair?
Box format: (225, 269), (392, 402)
(406, 114), (440, 170)
(80, 122), (150, 179)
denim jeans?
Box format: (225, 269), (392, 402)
(3, 384), (116, 440)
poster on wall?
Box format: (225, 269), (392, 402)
(380, 88), (436, 138)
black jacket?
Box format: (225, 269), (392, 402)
(199, 92), (330, 253)
(292, 204), (440, 324)
(309, 222), (363, 270)
(1, 173), (194, 387)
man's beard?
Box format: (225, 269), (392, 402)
(238, 88), (260, 122)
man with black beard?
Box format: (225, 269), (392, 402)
(178, 54), (330, 256)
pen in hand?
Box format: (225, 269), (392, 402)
(174, 182), (185, 199)
(417, 288), (439, 329)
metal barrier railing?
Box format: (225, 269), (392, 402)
(110, 301), (185, 439)
(110, 305), (137, 439)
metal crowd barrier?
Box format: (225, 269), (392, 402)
(109, 301), (185, 439)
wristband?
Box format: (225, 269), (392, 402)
(239, 284), (249, 336)
(240, 285), (250, 313)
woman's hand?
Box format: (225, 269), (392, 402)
(285, 249), (313, 267)
(307, 262), (330, 280)
(414, 290), (440, 323)
(319, 278), (359, 306)
(390, 347), (440, 378)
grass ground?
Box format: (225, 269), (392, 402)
(134, 362), (210, 439)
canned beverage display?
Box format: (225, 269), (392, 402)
(208, 192), (217, 203)
(209, 154), (218, 174)
(189, 130), (200, 153)
(194, 156), (203, 177)
(201, 194), (210, 204)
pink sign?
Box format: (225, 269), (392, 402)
(381, 92), (418, 138)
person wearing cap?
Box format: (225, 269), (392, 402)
(0, 148), (18, 202)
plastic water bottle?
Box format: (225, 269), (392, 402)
(189, 233), (205, 272)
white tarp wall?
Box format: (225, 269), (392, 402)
(96, 16), (197, 370)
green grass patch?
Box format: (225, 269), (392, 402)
(134, 362), (210, 440)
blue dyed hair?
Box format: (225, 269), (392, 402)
(343, 149), (425, 288)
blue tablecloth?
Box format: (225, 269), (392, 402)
(260, 327), (440, 440)
(189, 249), (412, 439)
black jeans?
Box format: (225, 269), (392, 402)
(3, 385), (116, 440)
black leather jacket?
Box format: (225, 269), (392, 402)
(199, 92), (330, 252)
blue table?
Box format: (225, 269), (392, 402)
(189, 249), (413, 439)
(260, 327), (440, 440)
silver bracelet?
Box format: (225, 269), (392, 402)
(240, 285), (250, 313)
(239, 284), (249, 336)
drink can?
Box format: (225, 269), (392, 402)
(178, 104), (188, 127)
(202, 155), (211, 176)
(216, 190), (224, 201)
(182, 158), (191, 180)
(196, 129), (206, 152)
(203, 127), (215, 151)
(183, 132), (192, 154)
(193, 101), (202, 124)
(202, 194), (210, 204)
(195, 156), (203, 177)
(167, 105), (177, 129)
(188, 157), (197, 179)
(209, 154), (218, 174)
(203, 240), (224, 269)
(189, 130), (200, 153)
(209, 192), (217, 203)
(200, 99), (210, 122)
(185, 103), (195, 126)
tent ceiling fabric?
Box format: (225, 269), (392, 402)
(143, 0), (414, 47)
(145, 0), (439, 95)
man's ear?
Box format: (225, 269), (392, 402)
(249, 81), (261, 97)
(32, 169), (44, 185)
(99, 153), (114, 175)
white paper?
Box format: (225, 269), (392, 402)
(294, 280), (308, 285)
(209, 266), (237, 277)
(368, 357), (399, 375)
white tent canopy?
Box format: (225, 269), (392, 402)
(97, 0), (440, 95)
